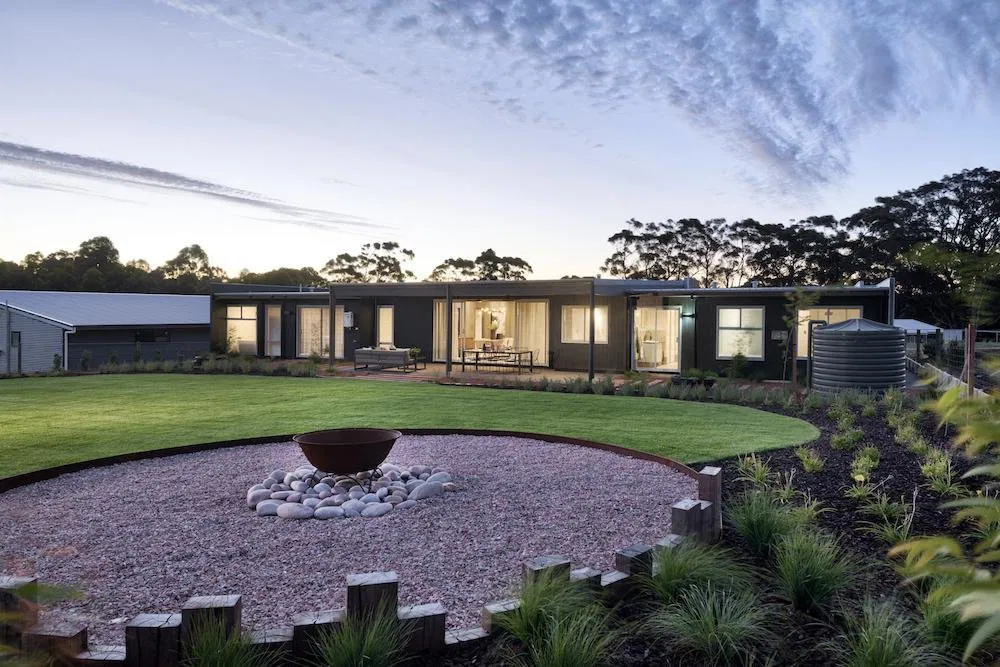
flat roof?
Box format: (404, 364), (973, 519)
(0, 290), (210, 327)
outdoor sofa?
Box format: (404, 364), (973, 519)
(353, 348), (425, 372)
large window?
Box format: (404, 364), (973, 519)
(377, 306), (394, 348)
(561, 305), (608, 344)
(797, 307), (862, 358)
(226, 305), (257, 356)
(265, 305), (281, 357)
(432, 299), (549, 365)
(717, 306), (764, 359)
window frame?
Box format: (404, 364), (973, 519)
(796, 305), (864, 359)
(715, 305), (765, 360)
(560, 304), (609, 345)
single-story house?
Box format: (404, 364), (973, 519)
(211, 278), (895, 380)
(0, 290), (210, 373)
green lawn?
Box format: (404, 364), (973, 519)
(0, 375), (818, 479)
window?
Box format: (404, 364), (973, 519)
(797, 307), (862, 358)
(297, 306), (344, 358)
(561, 305), (608, 344)
(717, 306), (764, 359)
(377, 305), (394, 348)
(265, 305), (281, 357)
(135, 329), (170, 343)
(225, 305), (257, 355)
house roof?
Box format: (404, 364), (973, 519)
(0, 291), (210, 327)
(893, 318), (941, 333)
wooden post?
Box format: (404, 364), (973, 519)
(0, 576), (38, 647)
(698, 466), (723, 543)
(328, 286), (336, 369)
(588, 280), (596, 382)
(481, 599), (519, 634)
(614, 544), (653, 576)
(398, 603), (446, 654)
(345, 571), (398, 618)
(966, 323), (976, 398)
(522, 555), (571, 585)
(125, 613), (181, 667)
(180, 595), (242, 642)
(569, 567), (602, 591)
(291, 610), (343, 659)
(671, 498), (703, 539)
(20, 620), (88, 664)
(76, 645), (127, 665)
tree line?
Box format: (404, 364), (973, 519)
(1, 167), (997, 326)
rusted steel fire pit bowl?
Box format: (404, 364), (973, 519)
(292, 428), (402, 475)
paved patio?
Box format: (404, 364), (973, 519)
(326, 361), (593, 383)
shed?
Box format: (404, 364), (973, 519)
(0, 291), (210, 373)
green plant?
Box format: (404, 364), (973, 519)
(640, 540), (755, 604)
(726, 352), (748, 379)
(773, 530), (855, 614)
(859, 492), (906, 523)
(79, 350), (92, 371)
(907, 437), (931, 457)
(861, 402), (878, 418)
(772, 470), (797, 503)
(108, 350), (119, 365)
(920, 452), (965, 498)
(312, 603), (407, 667)
(51, 353), (62, 372)
(494, 569), (597, 649)
(837, 413), (857, 431)
(644, 585), (775, 666)
(591, 375), (615, 395)
(734, 453), (774, 489)
(845, 482), (873, 500)
(919, 579), (994, 659)
(795, 446), (825, 472)
(802, 392), (824, 413)
(506, 605), (622, 667)
(822, 597), (943, 667)
(727, 490), (797, 559)
(564, 377), (593, 394)
(788, 492), (830, 525)
(831, 429), (864, 450)
(850, 447), (880, 482)
(182, 615), (278, 667)
(882, 387), (906, 413)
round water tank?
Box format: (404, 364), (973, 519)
(811, 318), (905, 394)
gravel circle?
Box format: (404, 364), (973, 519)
(0, 435), (696, 644)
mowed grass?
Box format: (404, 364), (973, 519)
(0, 375), (818, 479)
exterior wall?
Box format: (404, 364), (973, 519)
(685, 293), (888, 379)
(0, 307), (66, 373)
(548, 295), (627, 372)
(350, 296), (435, 360)
(67, 326), (210, 369)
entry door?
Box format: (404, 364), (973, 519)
(265, 305), (281, 357)
(377, 306), (394, 348)
(633, 306), (681, 371)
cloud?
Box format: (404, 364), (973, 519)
(163, 0), (1000, 187)
(0, 141), (384, 232)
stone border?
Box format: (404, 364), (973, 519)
(0, 429), (698, 493)
(1, 432), (714, 665)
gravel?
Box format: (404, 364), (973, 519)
(0, 435), (696, 645)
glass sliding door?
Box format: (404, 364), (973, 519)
(297, 306), (344, 358)
(432, 299), (549, 365)
(377, 306), (394, 348)
(634, 306), (681, 371)
(265, 305), (281, 357)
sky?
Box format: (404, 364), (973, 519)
(1, 0), (998, 280)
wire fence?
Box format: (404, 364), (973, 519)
(907, 330), (1000, 392)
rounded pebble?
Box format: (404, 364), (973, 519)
(314, 506), (345, 520)
(361, 502), (393, 518)
(276, 503), (314, 520)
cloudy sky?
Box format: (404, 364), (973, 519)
(2, 0), (998, 280)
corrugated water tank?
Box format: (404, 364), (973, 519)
(811, 318), (906, 394)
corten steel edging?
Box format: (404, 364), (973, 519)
(0, 429), (697, 493)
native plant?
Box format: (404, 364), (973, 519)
(822, 598), (944, 667)
(312, 603), (408, 667)
(734, 453), (774, 489)
(795, 446), (825, 472)
(640, 541), (755, 604)
(644, 585), (775, 666)
(773, 530), (855, 614)
(182, 615), (278, 667)
(727, 490), (800, 559)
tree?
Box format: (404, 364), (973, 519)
(427, 249), (532, 281)
(600, 219), (690, 280)
(237, 267), (326, 287)
(323, 241), (415, 283)
(159, 244), (224, 282)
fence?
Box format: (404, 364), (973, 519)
(906, 326), (1000, 393)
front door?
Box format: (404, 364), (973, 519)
(633, 306), (681, 372)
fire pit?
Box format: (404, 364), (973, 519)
(293, 427), (401, 488)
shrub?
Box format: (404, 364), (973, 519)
(52, 353), (62, 372)
(860, 402), (878, 418)
(795, 446), (825, 472)
(640, 541), (754, 604)
(312, 603), (407, 667)
(836, 413), (857, 431)
(288, 363), (317, 377)
(802, 392), (824, 413)
(920, 450), (964, 498)
(858, 493), (906, 523)
(831, 429), (864, 450)
(823, 598), (943, 667)
(907, 437), (931, 457)
(788, 492), (830, 525)
(616, 381), (646, 396)
(79, 350), (92, 371)
(882, 387), (906, 413)
(919, 581), (992, 659)
(727, 490), (797, 559)
(108, 350), (119, 365)
(850, 447), (880, 482)
(591, 375), (615, 395)
(725, 352), (748, 379)
(644, 585), (774, 665)
(773, 531), (855, 613)
(182, 615), (278, 667)
(565, 377), (592, 394)
(546, 379), (568, 392)
(643, 382), (671, 398)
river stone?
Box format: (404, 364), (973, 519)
(348, 490), (365, 500)
(270, 491), (294, 500)
(409, 481), (444, 501)
(348, 485), (364, 494)
(442, 482), (458, 492)
(286, 492), (303, 503)
(290, 481), (309, 492)
(344, 508), (361, 518)
(361, 502), (393, 518)
(313, 483), (332, 494)
(321, 477), (337, 487)
(360, 493), (380, 504)
(341, 499), (367, 514)
(400, 472), (411, 481)
(425, 472), (452, 484)
(277, 503), (314, 520)
(249, 483), (267, 492)
(247, 489), (272, 508)
(410, 465), (430, 477)
(419, 473), (430, 481)
(318, 490), (332, 499)
(269, 469), (285, 481)
(387, 494), (407, 505)
(256, 500), (282, 517)
(283, 473), (300, 485)
(275, 483), (291, 492)
(303, 497), (320, 508)
(332, 486), (349, 496)
(331, 494), (349, 505)
(314, 506), (345, 520)
(396, 500), (417, 510)
(376, 488), (389, 500)
(405, 479), (423, 493)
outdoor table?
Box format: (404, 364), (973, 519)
(460, 348), (534, 374)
